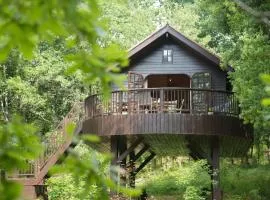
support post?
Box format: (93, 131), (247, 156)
(118, 136), (127, 186)
(211, 137), (221, 200)
(129, 151), (136, 188)
(110, 135), (118, 164)
(110, 135), (119, 191)
(110, 135), (127, 186)
(112, 137), (143, 165)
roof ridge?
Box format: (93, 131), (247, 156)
(128, 25), (167, 52)
(128, 24), (220, 66)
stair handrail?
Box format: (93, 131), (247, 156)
(9, 102), (84, 179)
(37, 102), (84, 172)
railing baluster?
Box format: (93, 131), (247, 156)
(84, 88), (238, 118)
(160, 89), (164, 112)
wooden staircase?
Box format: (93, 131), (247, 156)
(8, 102), (84, 199)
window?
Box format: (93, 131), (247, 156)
(191, 72), (211, 89)
(191, 72), (211, 112)
(128, 71), (144, 89)
(163, 49), (173, 63)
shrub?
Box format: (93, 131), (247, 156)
(140, 160), (211, 199)
(183, 186), (204, 200)
(221, 164), (270, 200)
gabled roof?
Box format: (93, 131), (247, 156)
(128, 24), (220, 66)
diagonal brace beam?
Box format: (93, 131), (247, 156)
(133, 144), (149, 162)
(134, 152), (156, 175)
(112, 137), (143, 165)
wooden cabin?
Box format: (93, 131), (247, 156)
(83, 25), (252, 156)
(14, 25), (253, 200)
(82, 25), (253, 200)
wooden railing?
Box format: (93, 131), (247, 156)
(10, 102), (84, 179)
(85, 88), (239, 118)
(9, 89), (239, 180)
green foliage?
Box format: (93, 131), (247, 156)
(47, 144), (101, 200)
(0, 116), (42, 200)
(140, 159), (270, 200)
(0, 180), (22, 200)
(0, 116), (41, 172)
(141, 160), (211, 199)
(183, 186), (204, 200)
(1, 1), (269, 199)
(195, 0), (270, 141)
(262, 74), (270, 121)
(0, 41), (90, 132)
(48, 174), (92, 200)
(99, 0), (205, 50)
(47, 143), (141, 200)
(99, 0), (158, 49)
(229, 33), (270, 128)
(221, 164), (270, 200)
(0, 0), (128, 97)
(0, 0), (130, 199)
(159, 1), (204, 44)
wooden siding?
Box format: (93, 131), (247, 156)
(128, 40), (226, 90)
(83, 114), (252, 139)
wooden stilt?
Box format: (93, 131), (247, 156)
(110, 135), (119, 190)
(118, 136), (127, 186)
(129, 151), (136, 188)
(111, 136), (118, 160)
(110, 135), (128, 186)
(112, 137), (143, 165)
(211, 137), (221, 200)
(110, 136), (156, 194)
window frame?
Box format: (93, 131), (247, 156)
(191, 72), (212, 89)
(191, 72), (212, 113)
(162, 49), (173, 64)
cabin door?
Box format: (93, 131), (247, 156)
(191, 72), (211, 113)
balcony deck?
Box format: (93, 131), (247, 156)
(83, 88), (253, 157)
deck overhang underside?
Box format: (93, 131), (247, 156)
(88, 134), (252, 158)
(83, 113), (253, 157)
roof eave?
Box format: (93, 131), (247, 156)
(128, 25), (221, 66)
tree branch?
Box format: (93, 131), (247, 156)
(233, 0), (270, 26)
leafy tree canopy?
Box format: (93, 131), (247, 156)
(195, 0), (270, 140)
(0, 1), (130, 199)
(0, 0), (128, 95)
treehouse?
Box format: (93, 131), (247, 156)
(13, 25), (253, 200)
(83, 25), (253, 199)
